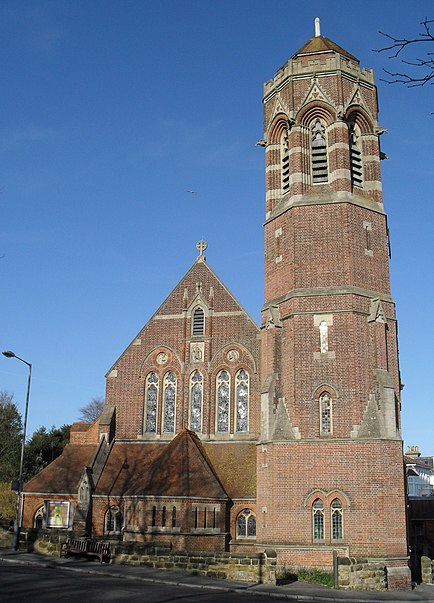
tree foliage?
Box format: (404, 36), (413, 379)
(78, 396), (105, 422)
(0, 482), (16, 520)
(23, 424), (71, 481)
(375, 18), (434, 87)
(0, 391), (22, 483)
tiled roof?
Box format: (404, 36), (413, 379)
(293, 35), (358, 62)
(23, 444), (97, 494)
(95, 430), (229, 499)
(203, 442), (256, 499)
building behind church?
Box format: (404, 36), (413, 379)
(23, 22), (412, 590)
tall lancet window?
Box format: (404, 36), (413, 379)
(319, 392), (332, 435)
(145, 372), (159, 433)
(319, 321), (328, 353)
(311, 119), (328, 183)
(349, 122), (363, 187)
(312, 499), (325, 541)
(216, 370), (230, 432)
(163, 372), (176, 433)
(281, 129), (290, 193)
(235, 369), (249, 432)
(189, 370), (203, 432)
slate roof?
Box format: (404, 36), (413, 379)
(293, 35), (358, 62)
(23, 444), (97, 494)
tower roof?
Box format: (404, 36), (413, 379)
(293, 35), (358, 62)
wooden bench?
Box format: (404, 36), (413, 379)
(61, 538), (111, 563)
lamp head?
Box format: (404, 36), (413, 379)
(2, 351), (16, 358)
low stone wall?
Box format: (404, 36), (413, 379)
(421, 556), (434, 584)
(19, 531), (277, 584)
(338, 557), (387, 591)
(337, 557), (411, 591)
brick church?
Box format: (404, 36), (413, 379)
(23, 22), (410, 587)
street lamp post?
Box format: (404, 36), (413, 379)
(2, 350), (32, 551)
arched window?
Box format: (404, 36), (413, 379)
(216, 370), (230, 432)
(145, 372), (159, 433)
(331, 499), (343, 540)
(192, 307), (205, 336)
(281, 129), (290, 193)
(152, 505), (157, 527)
(311, 119), (328, 183)
(189, 370), (203, 432)
(235, 369), (249, 432)
(162, 505), (167, 527)
(172, 506), (177, 528)
(33, 506), (45, 529)
(349, 122), (363, 187)
(163, 372), (176, 433)
(236, 509), (256, 538)
(319, 392), (332, 435)
(104, 505), (123, 534)
(312, 499), (325, 541)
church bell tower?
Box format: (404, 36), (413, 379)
(257, 20), (410, 586)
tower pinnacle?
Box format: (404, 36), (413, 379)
(314, 17), (321, 37)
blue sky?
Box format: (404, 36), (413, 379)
(1, 1), (433, 454)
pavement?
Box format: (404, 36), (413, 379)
(1, 548), (434, 602)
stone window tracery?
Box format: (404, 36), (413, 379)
(189, 370), (203, 432)
(236, 508), (256, 538)
(235, 369), (249, 432)
(33, 506), (45, 529)
(312, 499), (325, 541)
(163, 372), (176, 433)
(104, 505), (123, 534)
(216, 370), (230, 432)
(311, 119), (328, 183)
(145, 372), (159, 433)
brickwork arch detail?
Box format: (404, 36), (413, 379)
(345, 106), (374, 134)
(311, 382), (339, 402)
(304, 489), (350, 509)
(209, 343), (258, 375)
(139, 346), (182, 379)
(297, 101), (336, 127)
(267, 113), (290, 144)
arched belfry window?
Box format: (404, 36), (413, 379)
(192, 307), (205, 336)
(145, 372), (159, 433)
(163, 372), (176, 433)
(189, 370), (203, 432)
(281, 129), (290, 193)
(216, 370), (230, 432)
(33, 506), (45, 529)
(311, 119), (328, 183)
(319, 392), (332, 435)
(349, 122), (363, 187)
(235, 369), (249, 432)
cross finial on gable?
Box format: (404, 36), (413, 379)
(196, 239), (208, 261)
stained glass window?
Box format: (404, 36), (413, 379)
(236, 509), (256, 538)
(311, 119), (328, 183)
(320, 392), (332, 435)
(236, 369), (249, 432)
(313, 499), (324, 541)
(216, 370), (230, 432)
(145, 372), (159, 433)
(163, 372), (176, 433)
(190, 370), (203, 432)
(331, 499), (343, 540)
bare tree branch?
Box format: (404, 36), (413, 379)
(374, 18), (434, 88)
